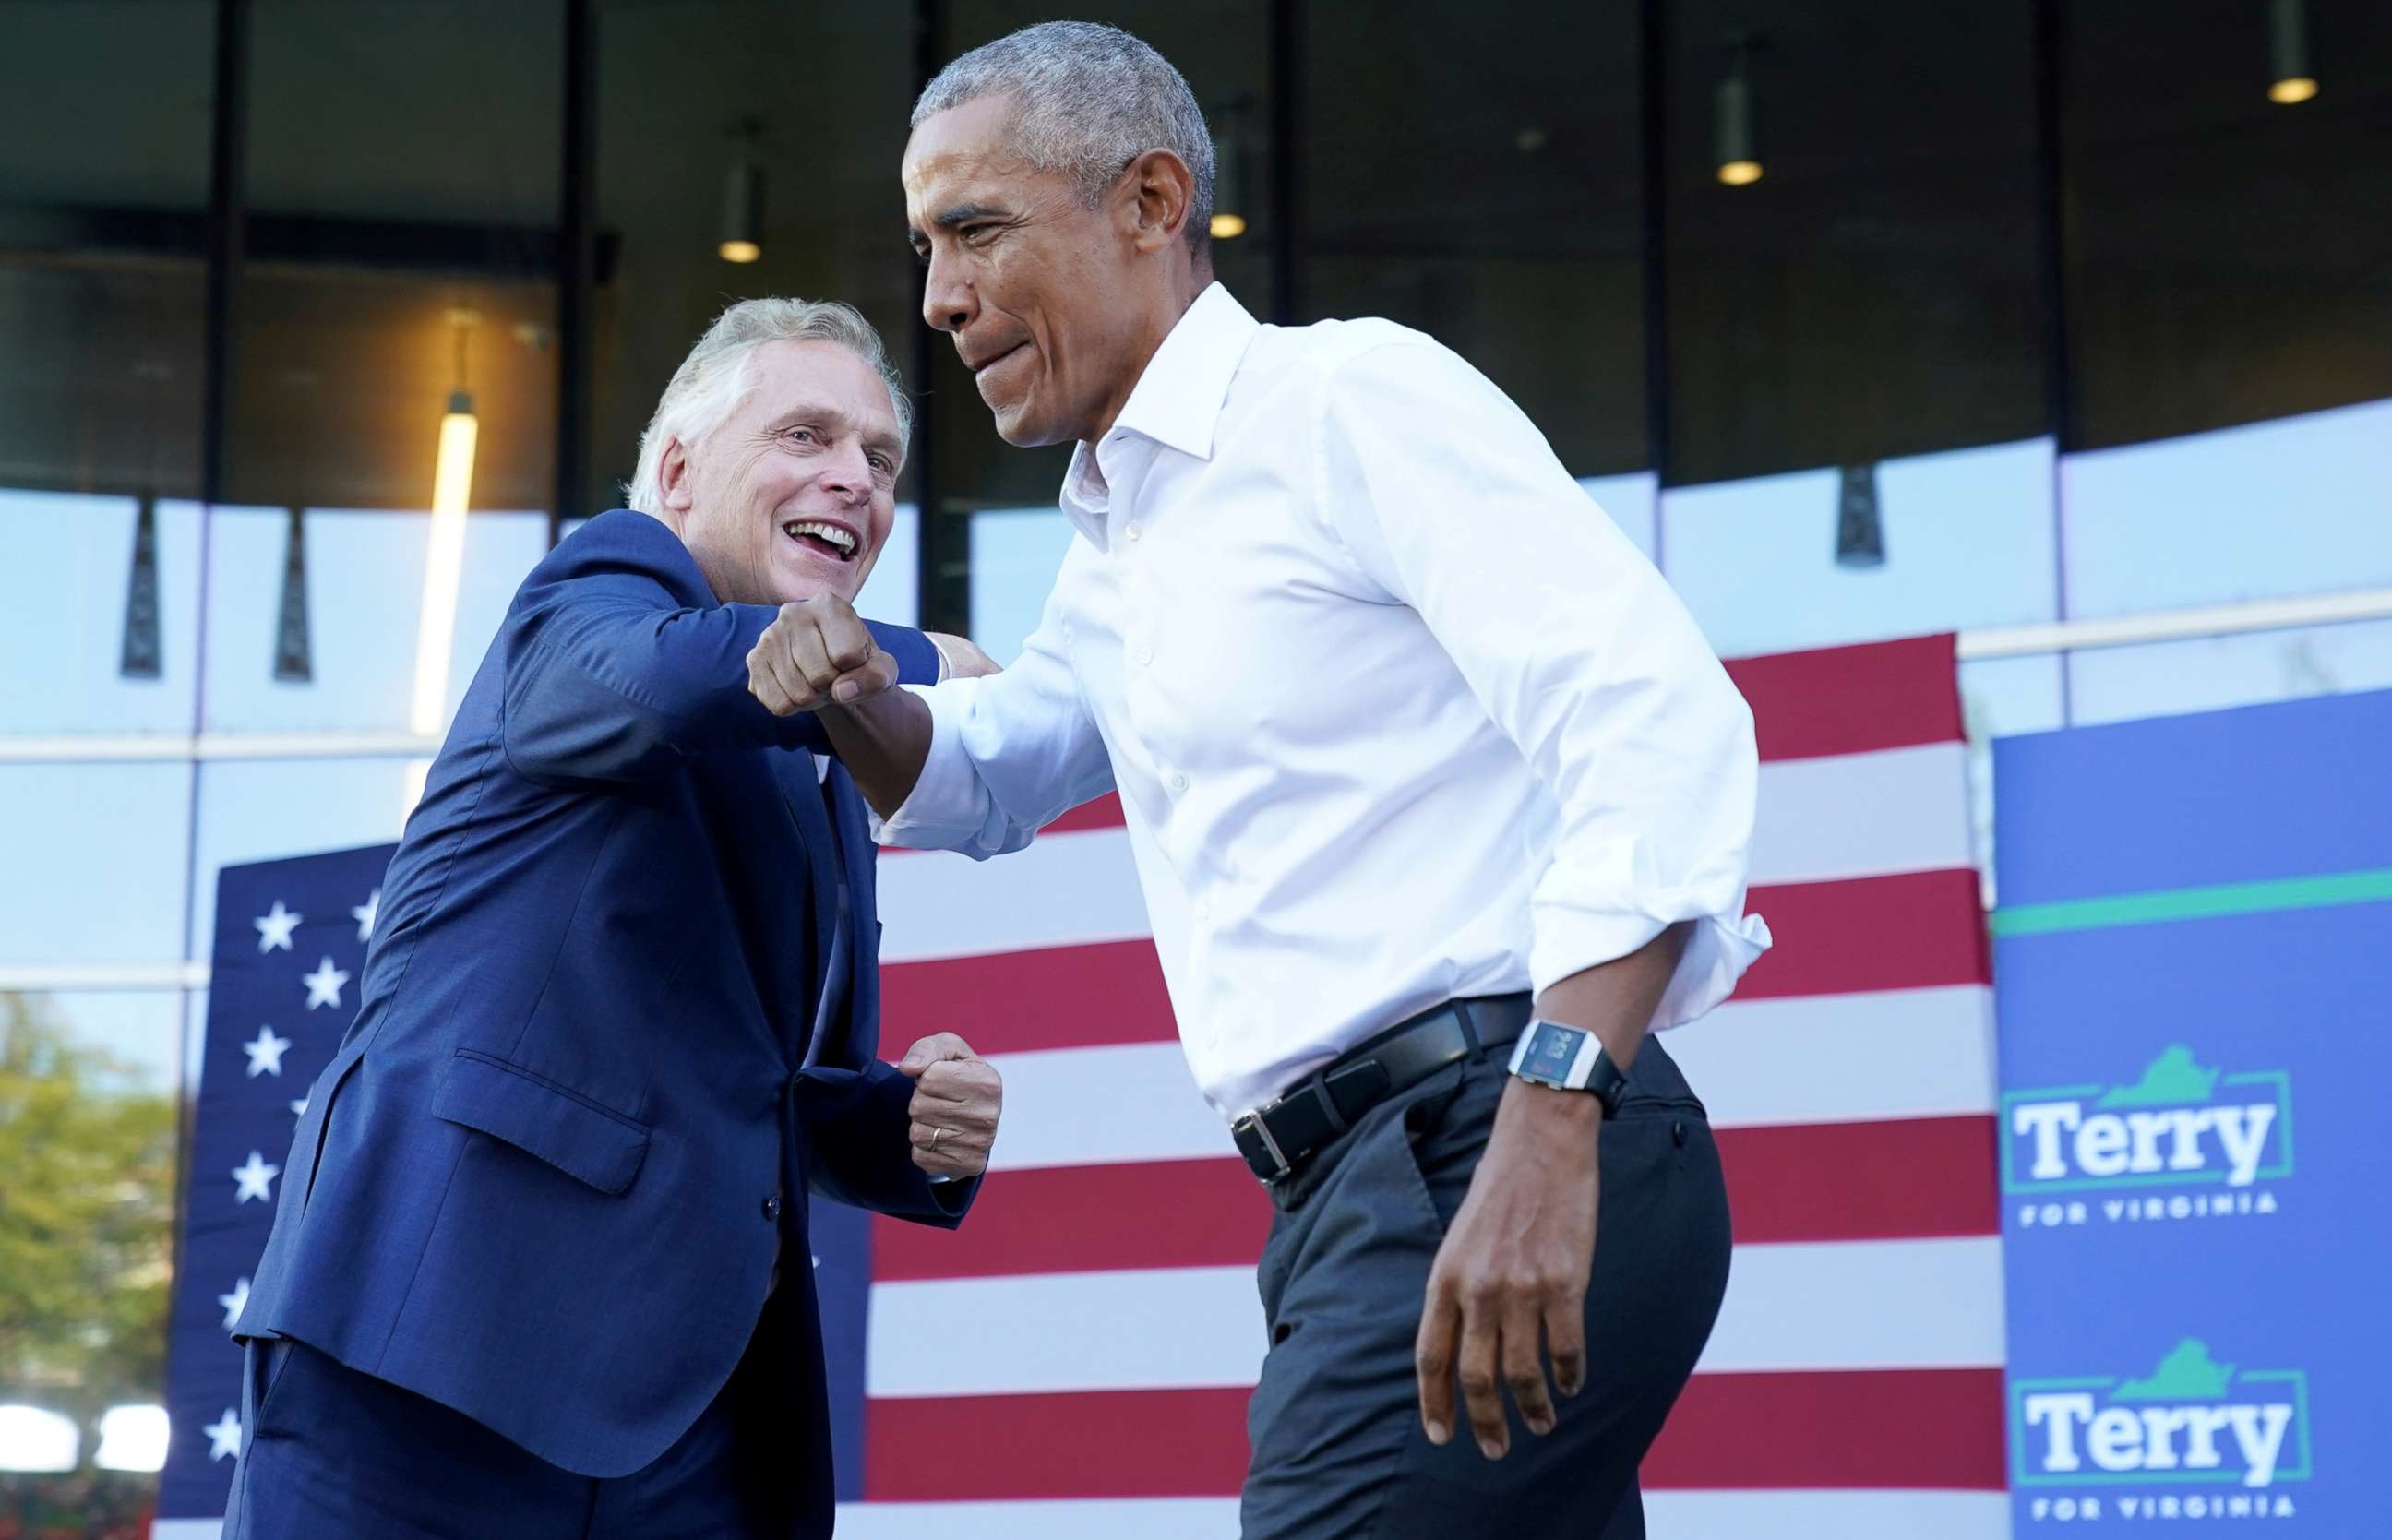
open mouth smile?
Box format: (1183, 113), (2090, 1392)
(782, 519), (860, 563)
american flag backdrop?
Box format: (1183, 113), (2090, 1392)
(839, 633), (2006, 1539)
(153, 841), (397, 1540)
(151, 634), (2003, 1538)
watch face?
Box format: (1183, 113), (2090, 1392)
(1523, 1021), (1585, 1080)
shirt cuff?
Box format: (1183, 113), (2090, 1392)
(867, 681), (1021, 854)
(1528, 902), (1775, 1035)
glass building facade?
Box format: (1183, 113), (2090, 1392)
(2, 0), (2388, 1515)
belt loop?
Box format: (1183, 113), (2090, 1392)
(1451, 1000), (1483, 1057)
(1307, 1068), (1350, 1137)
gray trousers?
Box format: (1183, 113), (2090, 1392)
(1240, 1036), (1732, 1539)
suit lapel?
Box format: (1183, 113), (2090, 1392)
(767, 750), (840, 1051)
(823, 765), (879, 1066)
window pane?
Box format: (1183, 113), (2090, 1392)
(2059, 400), (2392, 619)
(968, 508), (1079, 667)
(2067, 618), (2392, 730)
(592, 0), (915, 515)
(0, 988), (181, 1510)
(1, 2), (212, 750)
(2065, 0), (2392, 448)
(1665, 0), (2044, 483)
(233, 1), (560, 516)
(1660, 438), (2059, 658)
(0, 493), (203, 735)
(199, 507), (549, 734)
(1308, 0), (1644, 476)
(0, 763), (194, 966)
(187, 759), (412, 961)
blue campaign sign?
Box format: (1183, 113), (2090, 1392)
(1992, 689), (2392, 1534)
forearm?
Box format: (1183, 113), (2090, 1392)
(1531, 920), (1691, 1078)
(819, 686), (935, 821)
(1504, 923), (1692, 1140)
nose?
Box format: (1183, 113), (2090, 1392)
(818, 436), (872, 505)
(921, 245), (975, 336)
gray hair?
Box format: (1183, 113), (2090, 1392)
(626, 297), (912, 516)
(913, 20), (1214, 255)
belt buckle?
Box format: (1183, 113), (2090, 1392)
(1232, 1103), (1293, 1184)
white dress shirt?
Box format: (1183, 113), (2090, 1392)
(878, 283), (1772, 1118)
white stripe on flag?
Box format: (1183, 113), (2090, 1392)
(985, 1042), (1230, 1172)
(880, 742), (1975, 961)
(832, 1490), (2013, 1539)
(1644, 1489), (2012, 1540)
(1668, 984), (1996, 1129)
(879, 830), (1152, 962)
(864, 1236), (2000, 1399)
(1748, 741), (1972, 885)
(978, 984), (1993, 1171)
(151, 1523), (224, 1540)
(1696, 1236), (2006, 1374)
(835, 1498), (1239, 1539)
(867, 1265), (1263, 1398)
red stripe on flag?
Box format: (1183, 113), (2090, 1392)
(1724, 633), (1964, 762)
(867, 1388), (1252, 1501)
(1717, 1115), (1998, 1244)
(863, 1368), (2004, 1499)
(1043, 792), (1127, 832)
(873, 1159), (1269, 1281)
(873, 1116), (1994, 1282)
(1646, 1367), (2007, 1490)
(1736, 868), (1990, 999)
(877, 937), (1173, 1058)
(877, 867), (1985, 1060)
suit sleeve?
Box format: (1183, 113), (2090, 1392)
(500, 557), (939, 785)
(794, 1060), (975, 1226)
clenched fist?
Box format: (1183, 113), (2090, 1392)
(746, 593), (898, 717)
(898, 1032), (1002, 1181)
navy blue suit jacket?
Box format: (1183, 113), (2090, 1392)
(238, 510), (966, 1502)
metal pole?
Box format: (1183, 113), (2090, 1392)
(1637, 0), (1673, 504)
(554, 0), (597, 543)
(912, 0), (968, 635)
(1267, 0), (1304, 325)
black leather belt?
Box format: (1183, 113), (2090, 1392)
(1231, 993), (1532, 1186)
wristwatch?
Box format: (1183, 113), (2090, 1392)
(1507, 1020), (1629, 1117)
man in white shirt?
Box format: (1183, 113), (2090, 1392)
(750, 22), (1770, 1538)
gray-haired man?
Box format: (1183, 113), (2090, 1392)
(759, 21), (1771, 1539)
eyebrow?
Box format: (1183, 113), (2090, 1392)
(906, 199), (1010, 252)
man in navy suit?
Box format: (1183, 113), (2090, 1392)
(225, 298), (1003, 1539)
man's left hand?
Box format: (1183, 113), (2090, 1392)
(898, 1032), (1002, 1180)
(1415, 1080), (1601, 1460)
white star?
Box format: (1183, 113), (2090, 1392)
(352, 889), (381, 943)
(253, 901), (302, 953)
(290, 1095), (309, 1119)
(231, 1151), (281, 1204)
(218, 1276), (251, 1331)
(204, 1407), (242, 1462)
(302, 956), (351, 1010)
(243, 1026), (293, 1078)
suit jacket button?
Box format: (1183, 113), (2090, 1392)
(763, 1195), (783, 1222)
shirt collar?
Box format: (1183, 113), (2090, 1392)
(1059, 283), (1260, 540)
(1108, 281), (1259, 462)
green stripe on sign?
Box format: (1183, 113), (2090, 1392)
(1992, 866), (2392, 937)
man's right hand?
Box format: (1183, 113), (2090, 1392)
(747, 595), (898, 716)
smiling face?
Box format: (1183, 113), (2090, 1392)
(657, 339), (902, 606)
(904, 93), (1194, 448)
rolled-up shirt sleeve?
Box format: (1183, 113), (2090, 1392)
(1312, 339), (1772, 1030)
(871, 578), (1117, 859)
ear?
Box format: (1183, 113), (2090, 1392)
(657, 436), (697, 515)
(1120, 148), (1196, 256)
